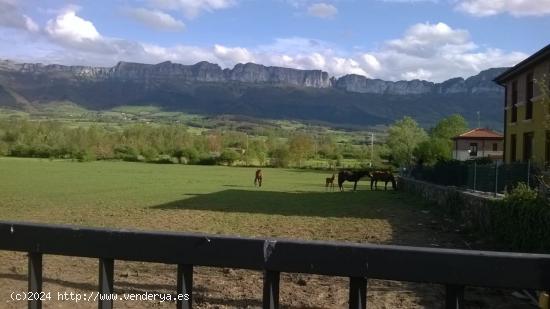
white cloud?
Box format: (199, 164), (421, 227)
(362, 53), (381, 72)
(386, 22), (473, 57)
(0, 0), (39, 32)
(0, 8), (528, 83)
(367, 22), (527, 81)
(125, 7), (185, 31)
(147, 0), (237, 18)
(307, 3), (338, 18)
(213, 44), (254, 64)
(401, 68), (432, 80)
(456, 0), (550, 17)
(45, 9), (101, 42)
(378, 0), (437, 2)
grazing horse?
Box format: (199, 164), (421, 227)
(370, 171), (396, 190)
(325, 173), (335, 191)
(254, 169), (263, 187)
(338, 170), (371, 192)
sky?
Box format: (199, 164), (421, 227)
(0, 0), (549, 82)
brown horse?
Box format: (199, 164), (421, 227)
(338, 170), (371, 192)
(370, 171), (396, 190)
(325, 173), (335, 191)
(254, 169), (263, 187)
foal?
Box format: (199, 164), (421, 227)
(254, 169), (263, 187)
(325, 173), (335, 191)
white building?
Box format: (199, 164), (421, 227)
(452, 128), (504, 161)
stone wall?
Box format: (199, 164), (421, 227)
(397, 176), (550, 252)
(397, 177), (499, 234)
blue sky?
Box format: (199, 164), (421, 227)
(0, 0), (549, 81)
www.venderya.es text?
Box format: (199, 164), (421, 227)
(10, 291), (189, 303)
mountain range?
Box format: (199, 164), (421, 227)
(0, 59), (507, 128)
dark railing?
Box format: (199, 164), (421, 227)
(1, 221), (550, 309)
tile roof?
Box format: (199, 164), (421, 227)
(453, 128), (504, 140)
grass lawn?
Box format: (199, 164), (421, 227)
(0, 157), (434, 244)
(0, 157), (528, 309)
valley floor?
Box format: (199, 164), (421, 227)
(0, 158), (531, 308)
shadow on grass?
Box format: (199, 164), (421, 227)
(151, 189), (408, 219)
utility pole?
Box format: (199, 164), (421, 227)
(370, 132), (374, 167)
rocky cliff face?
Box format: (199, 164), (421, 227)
(1, 60), (332, 88)
(0, 59), (506, 95)
(334, 68), (506, 95)
(0, 59), (507, 127)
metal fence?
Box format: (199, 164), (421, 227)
(411, 161), (534, 194)
(1, 221), (550, 309)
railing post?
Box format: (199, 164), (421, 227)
(445, 284), (464, 309)
(349, 277), (367, 309)
(28, 252), (42, 309)
(98, 258), (114, 309)
(262, 270), (280, 309)
(177, 264), (193, 309)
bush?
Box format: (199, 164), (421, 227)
(490, 184), (549, 252)
(504, 182), (538, 203)
(151, 154), (175, 164)
(218, 149), (240, 166)
(269, 147), (290, 168)
(197, 155), (218, 165)
(173, 148), (199, 164)
(75, 150), (96, 162)
(469, 157), (494, 165)
(114, 145), (140, 162)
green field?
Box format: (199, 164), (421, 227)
(0, 157), (434, 244)
(0, 158), (526, 309)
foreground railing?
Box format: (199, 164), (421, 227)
(1, 221), (550, 309)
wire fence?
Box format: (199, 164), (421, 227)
(411, 161), (535, 195)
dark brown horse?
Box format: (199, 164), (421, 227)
(325, 173), (335, 191)
(254, 169), (263, 187)
(370, 171), (396, 190)
(338, 170), (371, 192)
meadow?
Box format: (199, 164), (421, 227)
(0, 157), (420, 242)
(0, 158), (528, 308)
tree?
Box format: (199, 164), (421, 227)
(269, 146), (290, 168)
(431, 114), (468, 140)
(218, 149), (240, 166)
(386, 116), (427, 167)
(288, 133), (314, 166)
(414, 138), (451, 166)
(427, 114), (469, 162)
(248, 139), (267, 166)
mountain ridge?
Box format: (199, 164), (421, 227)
(0, 59), (506, 95)
(0, 59), (507, 128)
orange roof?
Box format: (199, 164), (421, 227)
(452, 128), (503, 140)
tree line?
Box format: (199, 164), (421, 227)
(385, 114), (471, 169)
(0, 119), (379, 168)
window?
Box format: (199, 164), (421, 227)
(492, 143), (498, 151)
(526, 73), (533, 119)
(469, 143), (478, 157)
(511, 81), (518, 122)
(511, 134), (517, 162)
(523, 132), (534, 162)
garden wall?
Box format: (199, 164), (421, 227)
(397, 177), (550, 252)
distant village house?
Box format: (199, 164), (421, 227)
(452, 128), (503, 161)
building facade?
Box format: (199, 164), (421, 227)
(494, 44), (550, 167)
(452, 128), (503, 161)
